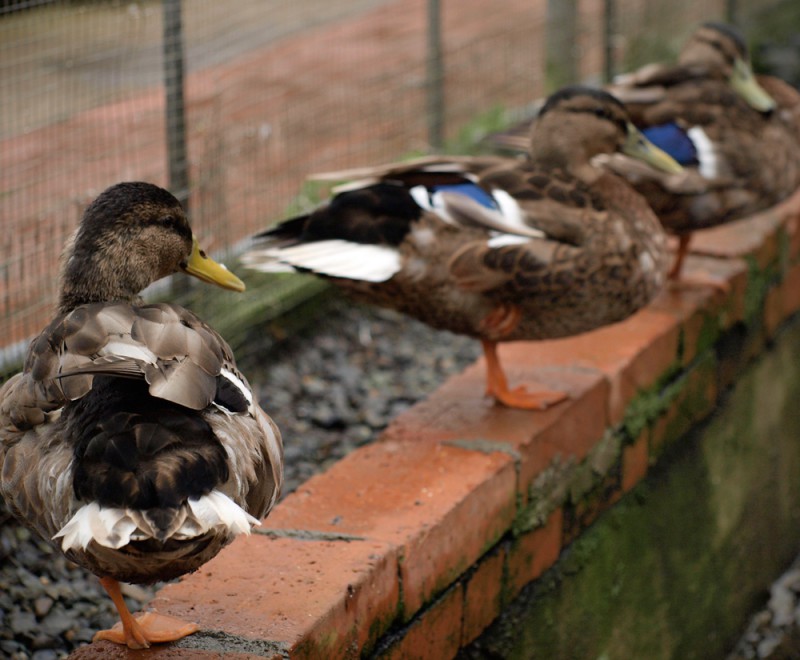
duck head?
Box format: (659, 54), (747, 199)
(679, 22), (775, 112)
(530, 85), (683, 182)
(58, 182), (244, 313)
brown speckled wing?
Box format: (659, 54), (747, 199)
(0, 300), (283, 561)
(21, 302), (233, 414)
(446, 162), (601, 296)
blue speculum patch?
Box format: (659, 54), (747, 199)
(429, 182), (498, 209)
(642, 123), (699, 165)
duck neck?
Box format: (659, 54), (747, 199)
(57, 248), (146, 314)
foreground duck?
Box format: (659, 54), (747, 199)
(488, 23), (800, 280)
(243, 87), (680, 410)
(0, 182), (283, 648)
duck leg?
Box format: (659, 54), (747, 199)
(668, 234), (691, 280)
(481, 339), (567, 410)
(93, 576), (199, 649)
(669, 233), (731, 293)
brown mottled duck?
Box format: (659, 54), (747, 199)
(489, 23), (800, 280)
(243, 86), (681, 410)
(0, 182), (283, 649)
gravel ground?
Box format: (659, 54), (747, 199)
(728, 556), (800, 660)
(3, 298), (800, 659)
(0, 299), (481, 659)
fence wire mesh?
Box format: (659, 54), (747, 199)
(0, 0), (785, 361)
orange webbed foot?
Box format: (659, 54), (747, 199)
(94, 612), (200, 649)
(487, 383), (568, 410)
(481, 339), (568, 411)
(97, 576), (199, 649)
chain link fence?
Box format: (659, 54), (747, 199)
(0, 0), (784, 364)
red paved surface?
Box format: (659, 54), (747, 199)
(0, 0), (549, 352)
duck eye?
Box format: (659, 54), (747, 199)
(593, 108), (607, 119)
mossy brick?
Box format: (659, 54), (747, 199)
(561, 461), (622, 545)
(143, 534), (398, 660)
(622, 430), (649, 493)
(461, 544), (507, 646)
(505, 509), (563, 605)
(378, 584), (464, 660)
(786, 205), (800, 263)
(778, 262), (800, 321)
(649, 351), (718, 458)
(264, 440), (517, 622)
(465, 320), (800, 658)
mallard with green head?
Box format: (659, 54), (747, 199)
(243, 86), (680, 410)
(0, 182), (283, 649)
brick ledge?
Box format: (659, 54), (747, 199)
(69, 188), (800, 659)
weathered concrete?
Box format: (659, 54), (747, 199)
(460, 318), (800, 660)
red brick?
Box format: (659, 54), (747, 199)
(147, 534), (399, 660)
(650, 256), (749, 359)
(461, 546), (506, 646)
(622, 432), (649, 493)
(687, 204), (786, 269)
(505, 509), (563, 601)
(788, 215), (800, 263)
(384, 355), (610, 501)
(780, 262), (800, 320)
(380, 585), (464, 660)
(266, 440), (516, 620)
(481, 310), (680, 426)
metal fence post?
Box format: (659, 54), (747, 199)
(427, 0), (444, 150)
(162, 0), (190, 296)
(163, 0), (189, 209)
(603, 0), (616, 83)
(545, 0), (578, 92)
(726, 0), (738, 25)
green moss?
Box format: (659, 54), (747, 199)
(656, 352), (718, 452)
(621, 361), (683, 441)
(513, 458), (575, 536)
(465, 319), (800, 660)
(695, 308), (723, 360)
(743, 254), (781, 327)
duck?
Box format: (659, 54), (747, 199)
(0, 182), (283, 649)
(242, 86), (680, 410)
(487, 22), (800, 280)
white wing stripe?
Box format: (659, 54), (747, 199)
(259, 240), (401, 282)
(687, 126), (718, 179)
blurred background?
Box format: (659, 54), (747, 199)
(0, 0), (795, 367)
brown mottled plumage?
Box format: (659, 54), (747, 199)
(0, 182), (283, 649)
(487, 23), (800, 279)
(243, 87), (679, 410)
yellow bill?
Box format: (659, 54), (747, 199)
(183, 237), (245, 292)
(730, 57), (776, 113)
(623, 123), (684, 175)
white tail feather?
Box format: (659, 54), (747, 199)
(248, 240), (402, 283)
(54, 491), (259, 551)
